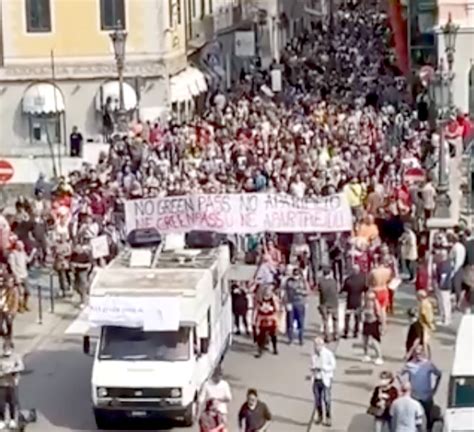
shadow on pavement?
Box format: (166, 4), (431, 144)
(18, 348), (183, 431)
(347, 413), (373, 432)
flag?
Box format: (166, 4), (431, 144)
(388, 0), (409, 75)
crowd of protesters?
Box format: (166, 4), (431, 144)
(0, 0), (472, 430)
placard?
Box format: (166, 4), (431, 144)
(91, 235), (110, 259)
(235, 31), (256, 57)
(125, 193), (352, 235)
(89, 296), (181, 331)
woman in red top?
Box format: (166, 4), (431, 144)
(254, 286), (279, 358)
(415, 257), (430, 293)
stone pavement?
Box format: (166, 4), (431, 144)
(219, 283), (458, 432)
(13, 268), (78, 357)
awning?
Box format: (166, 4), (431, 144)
(95, 81), (137, 111)
(169, 67), (208, 103)
(22, 83), (65, 114)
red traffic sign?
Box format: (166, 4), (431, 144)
(0, 160), (14, 183)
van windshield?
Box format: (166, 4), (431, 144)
(99, 326), (190, 361)
(449, 377), (474, 408)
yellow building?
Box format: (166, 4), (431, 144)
(0, 0), (209, 163)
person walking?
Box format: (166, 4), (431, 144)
(368, 257), (392, 332)
(310, 337), (336, 427)
(204, 368), (232, 424)
(283, 267), (310, 345)
(253, 286), (279, 358)
(400, 224), (418, 283)
(448, 233), (466, 305)
(434, 249), (452, 326)
(0, 276), (20, 356)
(7, 241), (31, 312)
(0, 353), (24, 430)
(70, 243), (92, 308)
(405, 308), (425, 361)
(389, 381), (425, 432)
(361, 291), (384, 365)
(238, 389), (272, 432)
(52, 233), (72, 297)
(199, 399), (227, 432)
(368, 371), (398, 432)
(318, 267), (339, 342)
(400, 346), (442, 432)
(417, 290), (435, 351)
(231, 282), (249, 336)
(341, 263), (367, 339)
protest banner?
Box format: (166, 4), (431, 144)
(125, 193), (352, 235)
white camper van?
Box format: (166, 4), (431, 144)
(444, 314), (474, 432)
(81, 243), (232, 429)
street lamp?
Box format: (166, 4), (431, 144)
(428, 14), (459, 218)
(109, 21), (128, 133)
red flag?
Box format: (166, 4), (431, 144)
(388, 0), (409, 75)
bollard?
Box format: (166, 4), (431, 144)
(37, 285), (43, 325)
(49, 272), (55, 313)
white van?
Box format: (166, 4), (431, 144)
(73, 244), (232, 429)
(445, 314), (474, 432)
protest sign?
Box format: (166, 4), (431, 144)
(88, 296), (181, 331)
(125, 193), (352, 235)
(91, 235), (110, 259)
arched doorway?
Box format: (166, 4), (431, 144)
(469, 65), (474, 117)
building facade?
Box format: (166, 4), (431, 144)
(0, 0), (194, 158)
(436, 0), (474, 116)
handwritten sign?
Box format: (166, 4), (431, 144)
(91, 235), (110, 259)
(89, 296), (181, 331)
(125, 193), (352, 235)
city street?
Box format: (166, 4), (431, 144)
(17, 284), (458, 432)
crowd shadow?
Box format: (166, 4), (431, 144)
(18, 347), (182, 431)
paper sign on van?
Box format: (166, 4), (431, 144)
(89, 296), (181, 331)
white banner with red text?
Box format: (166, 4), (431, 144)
(124, 193), (353, 235)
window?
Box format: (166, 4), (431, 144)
(200, 0), (205, 18)
(29, 116), (62, 145)
(208, 0), (213, 14)
(100, 0), (126, 30)
(25, 0), (51, 33)
(169, 0), (173, 27)
(191, 0), (196, 18)
(449, 377), (474, 408)
(177, 0), (182, 24)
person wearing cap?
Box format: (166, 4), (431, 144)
(368, 371), (398, 432)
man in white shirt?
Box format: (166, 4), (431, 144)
(310, 337), (336, 427)
(421, 178), (436, 221)
(204, 367), (232, 420)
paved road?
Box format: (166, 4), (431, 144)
(18, 284), (458, 432)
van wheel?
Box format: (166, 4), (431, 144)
(94, 408), (112, 430)
(183, 399), (198, 427)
